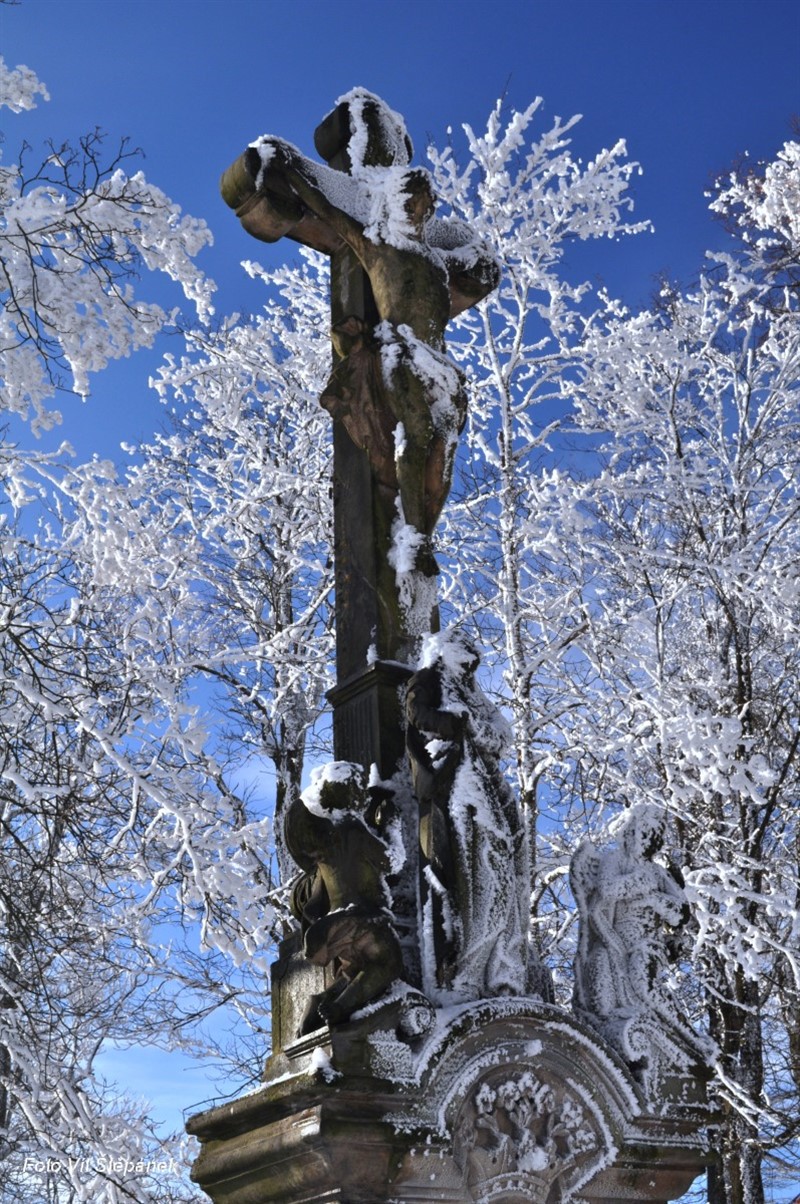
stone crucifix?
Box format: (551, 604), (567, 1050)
(220, 92), (499, 777)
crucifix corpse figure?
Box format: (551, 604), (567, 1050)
(221, 89), (499, 664)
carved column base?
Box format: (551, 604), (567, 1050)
(187, 996), (713, 1204)
(327, 659), (412, 777)
(326, 660), (420, 987)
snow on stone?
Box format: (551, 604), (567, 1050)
(249, 85), (497, 274)
(367, 764), (407, 876)
(412, 628), (527, 1001)
(337, 87), (412, 172)
(393, 421), (407, 463)
(301, 760), (364, 821)
(387, 511), (439, 640)
(309, 1045), (341, 1082)
(387, 511), (425, 575)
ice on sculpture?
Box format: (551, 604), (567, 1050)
(571, 803), (714, 1090)
(406, 629), (549, 1002)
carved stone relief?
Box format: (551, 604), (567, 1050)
(453, 1066), (606, 1202)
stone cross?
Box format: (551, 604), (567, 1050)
(220, 91), (498, 778)
(187, 101), (712, 1204)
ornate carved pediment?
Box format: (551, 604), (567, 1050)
(190, 997), (711, 1204)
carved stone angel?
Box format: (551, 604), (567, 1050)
(284, 762), (402, 1034)
(406, 630), (548, 1002)
(570, 804), (712, 1083)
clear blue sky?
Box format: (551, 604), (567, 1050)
(2, 0), (798, 460)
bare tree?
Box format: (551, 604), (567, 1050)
(532, 141), (800, 1202)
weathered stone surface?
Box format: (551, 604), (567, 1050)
(405, 633), (543, 1004)
(327, 660), (411, 777)
(221, 90), (499, 676)
(187, 998), (712, 1204)
(570, 804), (716, 1101)
(200, 90), (714, 1204)
(283, 763), (403, 1035)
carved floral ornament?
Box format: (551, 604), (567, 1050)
(453, 1067), (604, 1202)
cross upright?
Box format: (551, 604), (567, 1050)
(220, 90), (499, 779)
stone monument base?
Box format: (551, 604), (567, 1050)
(187, 993), (712, 1204)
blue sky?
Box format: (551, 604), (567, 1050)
(2, 0), (799, 461)
(2, 0), (799, 1178)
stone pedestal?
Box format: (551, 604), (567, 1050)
(328, 661), (412, 779)
(187, 995), (712, 1204)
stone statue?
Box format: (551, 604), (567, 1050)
(221, 90), (498, 586)
(405, 630), (539, 1002)
(570, 804), (711, 1084)
(188, 95), (714, 1204)
(221, 93), (515, 1028)
(284, 762), (402, 1034)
